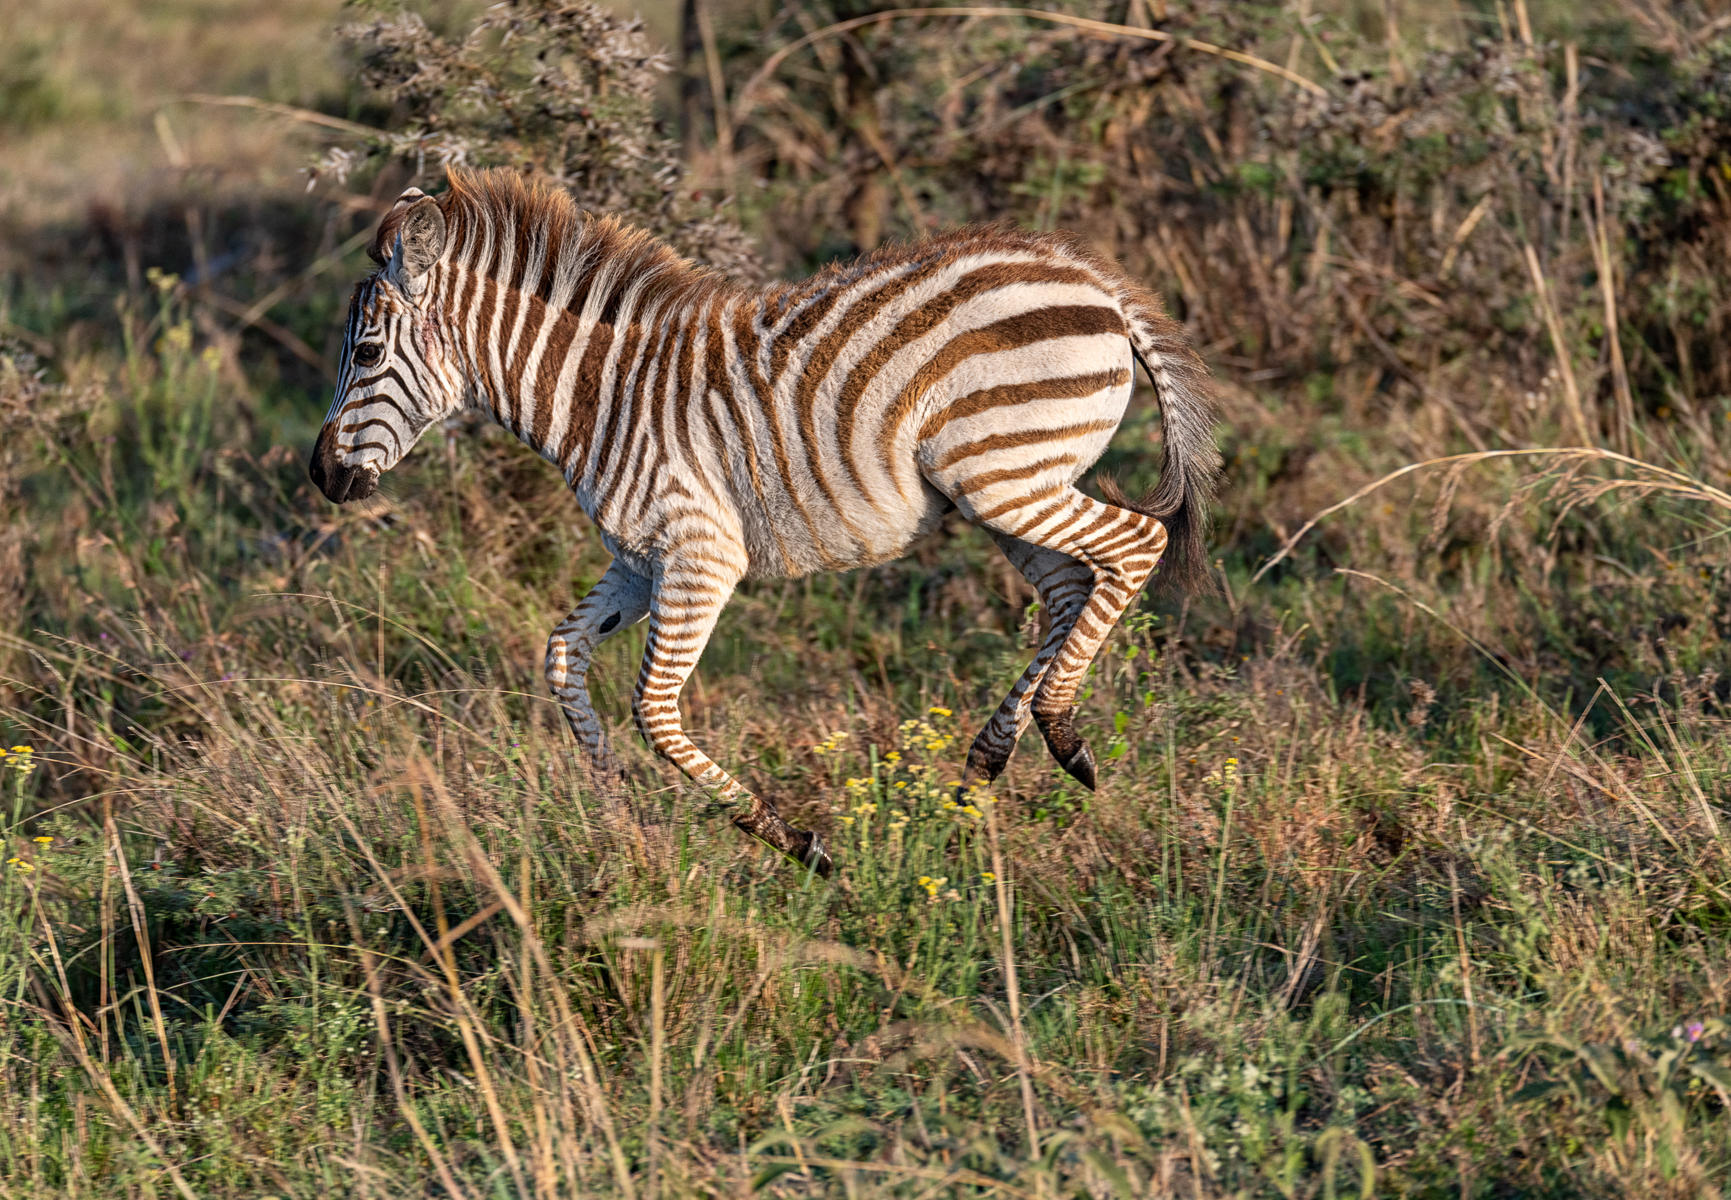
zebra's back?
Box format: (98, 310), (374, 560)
(675, 231), (1141, 579)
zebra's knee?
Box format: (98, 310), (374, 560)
(544, 628), (572, 691)
(545, 625), (595, 696)
(630, 691), (680, 759)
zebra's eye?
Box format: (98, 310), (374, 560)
(352, 342), (384, 368)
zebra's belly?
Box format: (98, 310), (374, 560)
(735, 473), (953, 579)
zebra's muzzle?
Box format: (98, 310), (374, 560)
(309, 428), (379, 504)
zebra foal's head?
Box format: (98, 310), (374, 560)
(310, 187), (464, 504)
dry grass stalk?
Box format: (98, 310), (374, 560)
(732, 5), (1329, 135)
(985, 798), (1042, 1172)
(105, 812), (175, 1102)
(1522, 243), (1592, 446)
(1590, 174), (1637, 454)
(1254, 447), (1731, 583)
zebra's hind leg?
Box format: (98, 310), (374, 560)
(545, 560), (652, 787)
(634, 553), (833, 877)
(963, 533), (1093, 786)
(964, 489), (1167, 791)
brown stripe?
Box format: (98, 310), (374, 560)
(919, 366), (1130, 440)
(716, 309), (795, 574)
(452, 267), (483, 361)
(505, 221), (531, 294)
(1004, 492), (1073, 534)
(893, 308), (1128, 472)
(1067, 504), (1117, 546)
(932, 418), (1119, 471)
(737, 305), (833, 569)
(835, 265), (1099, 499)
(642, 314), (688, 497)
(473, 275), (503, 421)
(442, 204), (468, 270)
(770, 285), (850, 379)
(976, 485), (1066, 524)
(504, 291), (545, 435)
(536, 218), (569, 302)
(698, 368), (731, 486)
(558, 324), (612, 471)
(768, 257), (913, 379)
(530, 309), (580, 452)
(586, 320), (644, 479)
(676, 299), (710, 473)
(792, 253), (958, 542)
(603, 318), (668, 496)
(642, 315), (682, 484)
(1038, 506), (1089, 541)
(954, 454), (1078, 496)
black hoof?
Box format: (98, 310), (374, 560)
(790, 830), (834, 878)
(1058, 741), (1097, 791)
(964, 743), (1010, 786)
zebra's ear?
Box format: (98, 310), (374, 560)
(368, 188), (427, 267)
(386, 197), (448, 295)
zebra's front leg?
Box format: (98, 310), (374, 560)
(545, 560), (652, 784)
(634, 555), (833, 877)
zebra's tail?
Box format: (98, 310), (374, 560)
(1098, 305), (1221, 595)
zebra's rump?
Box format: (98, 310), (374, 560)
(711, 244), (1140, 578)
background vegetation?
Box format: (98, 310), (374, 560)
(3, 0), (1730, 1195)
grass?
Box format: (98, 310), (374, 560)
(2, 308), (1729, 1197)
(3, 1), (1731, 1195)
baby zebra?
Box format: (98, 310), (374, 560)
(310, 169), (1220, 876)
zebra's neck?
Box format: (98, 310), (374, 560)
(430, 197), (725, 483)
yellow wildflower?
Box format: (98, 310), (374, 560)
(813, 730), (851, 756)
(32, 837), (52, 846)
(981, 871), (997, 884)
(7, 857), (33, 874)
(928, 706), (952, 719)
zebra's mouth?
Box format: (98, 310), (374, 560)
(309, 428), (382, 504)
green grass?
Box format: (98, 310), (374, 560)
(2, 305), (1729, 1198)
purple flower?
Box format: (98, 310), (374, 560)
(1685, 1021), (1705, 1043)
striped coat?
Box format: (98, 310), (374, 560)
(311, 169), (1220, 874)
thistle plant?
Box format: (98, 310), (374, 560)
(319, 0), (762, 276)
